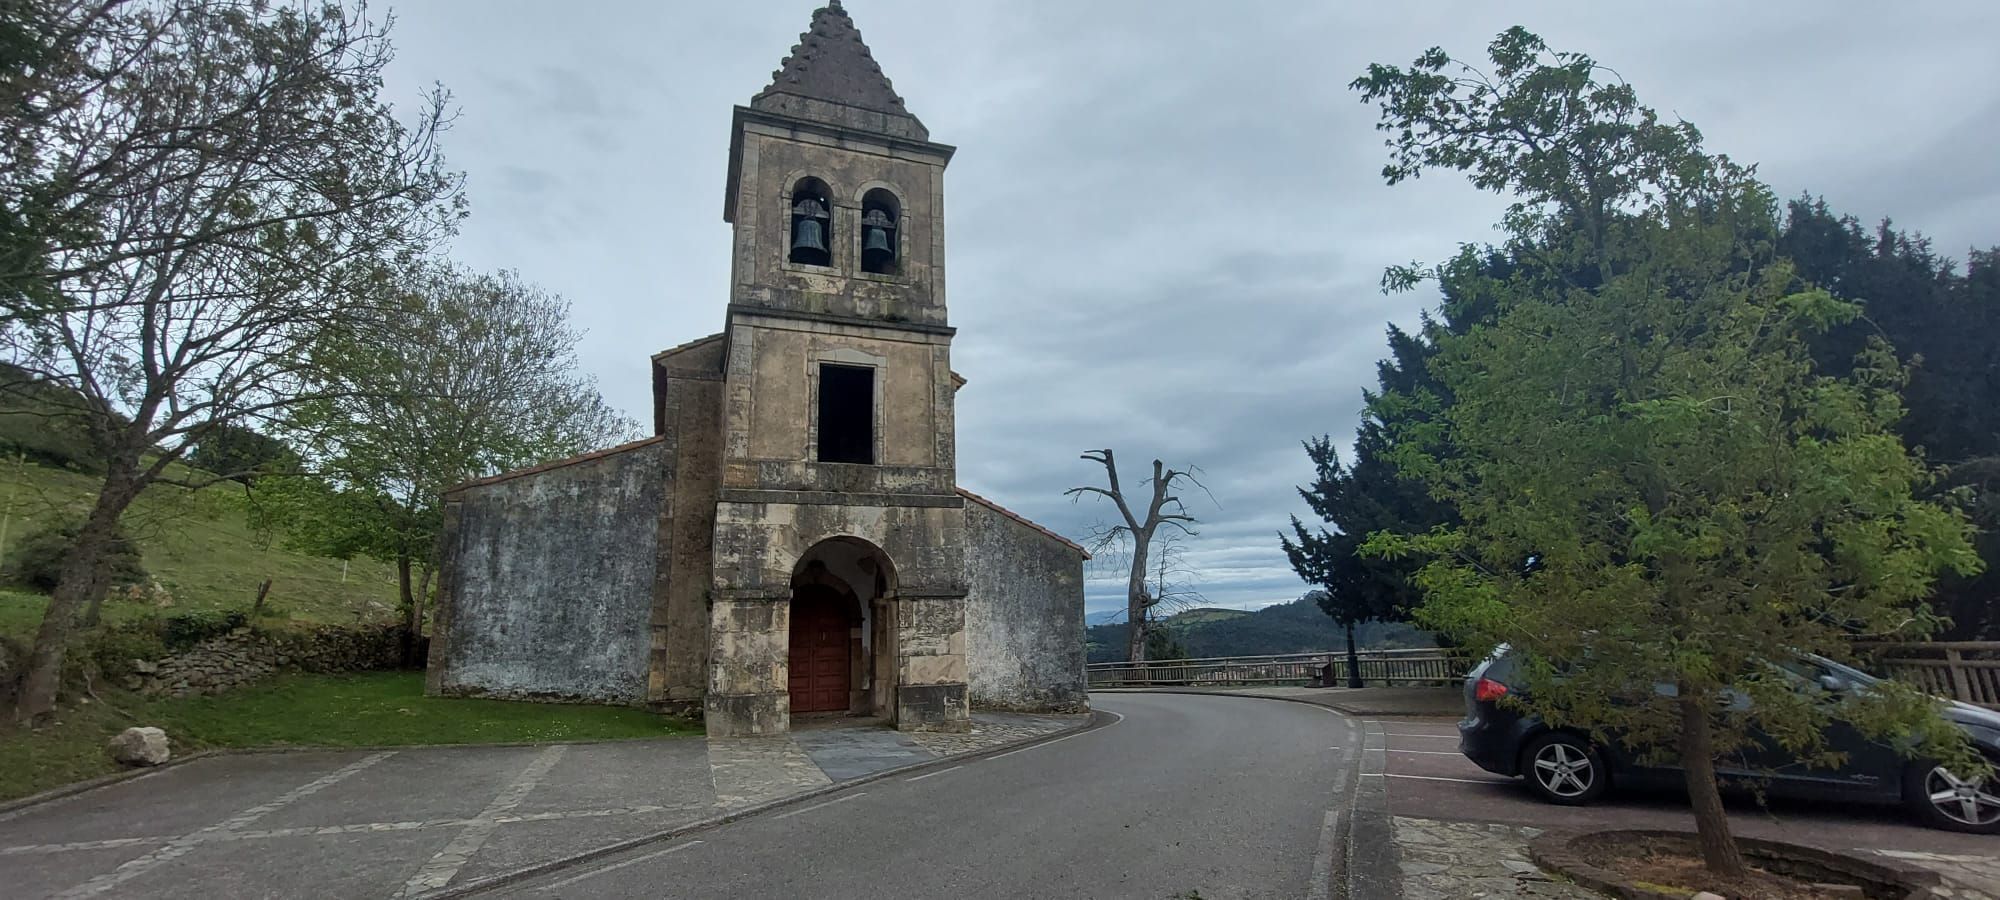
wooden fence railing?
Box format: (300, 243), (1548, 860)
(1087, 648), (1469, 688)
(1857, 642), (2000, 710)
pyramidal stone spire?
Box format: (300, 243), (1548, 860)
(752, 2), (929, 140)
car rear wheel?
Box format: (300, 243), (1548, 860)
(1521, 732), (1608, 805)
(1905, 756), (2000, 834)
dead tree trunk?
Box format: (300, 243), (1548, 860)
(1066, 449), (1204, 666)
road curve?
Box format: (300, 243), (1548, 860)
(481, 693), (1360, 899)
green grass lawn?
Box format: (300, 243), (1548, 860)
(0, 459), (403, 639)
(1, 671), (700, 802)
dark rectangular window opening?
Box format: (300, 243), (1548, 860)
(817, 364), (875, 465)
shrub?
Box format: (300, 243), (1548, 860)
(2, 519), (146, 592)
(158, 609), (249, 649)
(79, 624), (169, 680)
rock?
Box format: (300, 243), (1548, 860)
(1692, 893), (1727, 900)
(131, 659), (158, 675)
(1809, 886), (1865, 899)
(107, 726), (171, 767)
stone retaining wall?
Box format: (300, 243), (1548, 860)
(130, 624), (407, 697)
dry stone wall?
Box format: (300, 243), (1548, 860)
(130, 623), (405, 697)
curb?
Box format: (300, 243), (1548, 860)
(1092, 686), (1459, 720)
(0, 749), (222, 821)
(420, 709), (1116, 899)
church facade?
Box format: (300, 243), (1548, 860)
(425, 3), (1089, 737)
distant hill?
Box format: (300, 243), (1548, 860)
(1084, 596), (1435, 663)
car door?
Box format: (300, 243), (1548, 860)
(1749, 658), (1901, 797)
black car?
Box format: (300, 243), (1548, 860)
(1458, 645), (2000, 833)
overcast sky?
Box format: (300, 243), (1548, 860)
(377, 1), (2000, 623)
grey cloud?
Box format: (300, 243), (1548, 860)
(379, 1), (2000, 620)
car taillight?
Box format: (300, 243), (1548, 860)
(1475, 677), (1509, 702)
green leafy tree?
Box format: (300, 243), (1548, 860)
(185, 424), (296, 483)
(260, 263), (635, 660)
(1354, 28), (1983, 875)
(1, 0), (461, 723)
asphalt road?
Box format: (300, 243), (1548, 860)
(481, 693), (1359, 900)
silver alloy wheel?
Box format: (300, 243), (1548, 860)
(1532, 741), (1595, 798)
(1925, 764), (2000, 827)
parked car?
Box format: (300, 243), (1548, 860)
(1458, 644), (2000, 833)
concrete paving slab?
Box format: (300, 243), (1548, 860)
(510, 741), (713, 813)
(256, 746), (536, 829)
(128, 828), (456, 900)
(0, 844), (157, 900)
(0, 751), (364, 846)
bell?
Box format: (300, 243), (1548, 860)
(863, 224), (892, 254)
(792, 217), (827, 254)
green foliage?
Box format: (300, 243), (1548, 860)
(185, 425), (297, 483)
(0, 462), (401, 641)
(1353, 27), (1984, 865)
(157, 610), (250, 650)
(0, 364), (108, 473)
(1083, 595), (1435, 663)
(3, 518), (145, 592)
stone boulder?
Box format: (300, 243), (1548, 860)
(107, 726), (171, 767)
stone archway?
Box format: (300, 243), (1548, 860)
(788, 537), (898, 722)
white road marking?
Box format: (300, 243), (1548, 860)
(56, 751), (394, 899)
(400, 745), (568, 897)
(1384, 732), (1458, 739)
(1362, 773), (1504, 784)
(773, 792), (866, 820)
(4, 805), (698, 858)
(1305, 809), (1340, 900)
(1383, 749), (1463, 756)
(537, 840), (705, 892)
(908, 765), (962, 782)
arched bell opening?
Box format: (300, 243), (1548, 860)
(788, 536), (899, 722)
(859, 188), (899, 275)
(788, 177), (833, 267)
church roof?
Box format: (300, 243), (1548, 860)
(958, 488), (1091, 560)
(752, 1), (927, 139)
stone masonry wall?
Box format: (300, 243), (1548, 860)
(963, 497), (1088, 712)
(428, 439), (671, 705)
(133, 624), (405, 698)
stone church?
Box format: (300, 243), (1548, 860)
(425, 3), (1089, 737)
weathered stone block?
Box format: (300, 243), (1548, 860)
(706, 692), (789, 737)
(896, 682), (968, 732)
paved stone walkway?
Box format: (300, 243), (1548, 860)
(1395, 816), (1601, 899)
(1392, 816), (2000, 900)
(0, 711), (1084, 899)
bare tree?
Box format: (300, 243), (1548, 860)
(1, 0), (461, 723)
(1065, 449), (1207, 664)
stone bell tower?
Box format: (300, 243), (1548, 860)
(703, 2), (970, 737)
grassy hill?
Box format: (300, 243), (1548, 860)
(0, 457), (401, 640)
(1085, 596), (1436, 663)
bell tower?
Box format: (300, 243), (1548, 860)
(704, 2), (970, 737)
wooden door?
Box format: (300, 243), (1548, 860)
(788, 588), (852, 714)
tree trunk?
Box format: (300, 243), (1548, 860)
(1126, 532), (1152, 666)
(1678, 689), (1747, 877)
(252, 578), (273, 618)
(12, 461), (142, 723)
(396, 554), (418, 668)
(1344, 621), (1363, 689)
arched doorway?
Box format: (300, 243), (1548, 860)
(788, 537), (898, 721)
